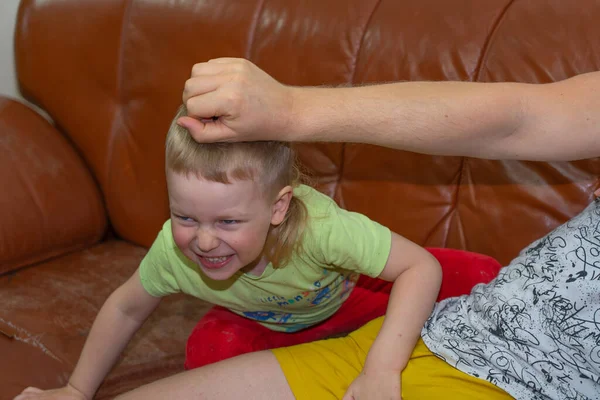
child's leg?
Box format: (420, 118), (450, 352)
(185, 305), (274, 369)
(266, 274), (393, 348)
(185, 276), (392, 370)
(185, 248), (502, 369)
(266, 248), (503, 346)
(117, 350), (296, 400)
(184, 278), (390, 370)
(426, 247), (502, 300)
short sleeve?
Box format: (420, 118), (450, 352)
(138, 220), (181, 297)
(311, 203), (392, 278)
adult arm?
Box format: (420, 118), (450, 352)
(181, 58), (600, 161)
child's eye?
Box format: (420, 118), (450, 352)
(175, 214), (194, 222)
(220, 220), (239, 225)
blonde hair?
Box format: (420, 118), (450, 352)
(165, 105), (307, 268)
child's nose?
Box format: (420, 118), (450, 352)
(196, 229), (220, 252)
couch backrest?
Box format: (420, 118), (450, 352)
(15, 0), (600, 265)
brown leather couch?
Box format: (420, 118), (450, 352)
(2, 0), (599, 398)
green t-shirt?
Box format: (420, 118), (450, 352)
(139, 185), (391, 332)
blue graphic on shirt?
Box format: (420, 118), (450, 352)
(242, 310), (292, 324)
(339, 274), (358, 301)
(311, 286), (332, 305)
(247, 272), (358, 331)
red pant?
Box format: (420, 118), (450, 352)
(185, 248), (501, 369)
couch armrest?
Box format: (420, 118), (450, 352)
(0, 98), (107, 274)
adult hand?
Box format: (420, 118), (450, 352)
(180, 58), (295, 143)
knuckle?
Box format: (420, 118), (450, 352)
(183, 78), (194, 93)
(229, 70), (248, 87)
(185, 97), (197, 112)
(226, 92), (243, 110)
(191, 62), (205, 76)
(233, 61), (247, 75)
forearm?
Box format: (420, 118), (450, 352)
(291, 81), (526, 157)
(182, 59), (600, 161)
(365, 261), (442, 373)
(291, 71), (600, 161)
(68, 293), (153, 399)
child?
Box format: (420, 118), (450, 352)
(15, 105), (442, 400)
(161, 104), (443, 372)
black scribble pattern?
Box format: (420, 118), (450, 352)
(423, 199), (600, 400)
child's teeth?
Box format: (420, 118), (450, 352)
(206, 256), (227, 262)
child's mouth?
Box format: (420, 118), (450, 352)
(198, 254), (234, 269)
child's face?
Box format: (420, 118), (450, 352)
(167, 170), (291, 280)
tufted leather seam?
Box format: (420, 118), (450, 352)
(422, 158), (465, 248)
(245, 0), (266, 60)
(452, 156), (469, 248)
(474, 0), (517, 82)
(340, 0), (382, 209)
(350, 0), (383, 85)
(105, 0), (135, 201)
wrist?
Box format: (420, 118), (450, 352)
(363, 353), (404, 376)
(364, 335), (408, 374)
(290, 85), (371, 144)
(286, 86), (313, 142)
(67, 380), (92, 400)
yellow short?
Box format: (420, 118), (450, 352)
(272, 316), (513, 400)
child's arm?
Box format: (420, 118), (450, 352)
(367, 232), (442, 372)
(344, 232), (442, 399)
(68, 270), (162, 398)
(15, 269), (162, 400)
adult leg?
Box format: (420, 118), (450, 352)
(116, 351), (294, 400)
(273, 316), (513, 400)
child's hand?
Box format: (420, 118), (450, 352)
(13, 383), (88, 400)
(342, 368), (402, 400)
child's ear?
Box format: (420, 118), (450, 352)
(271, 186), (293, 226)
